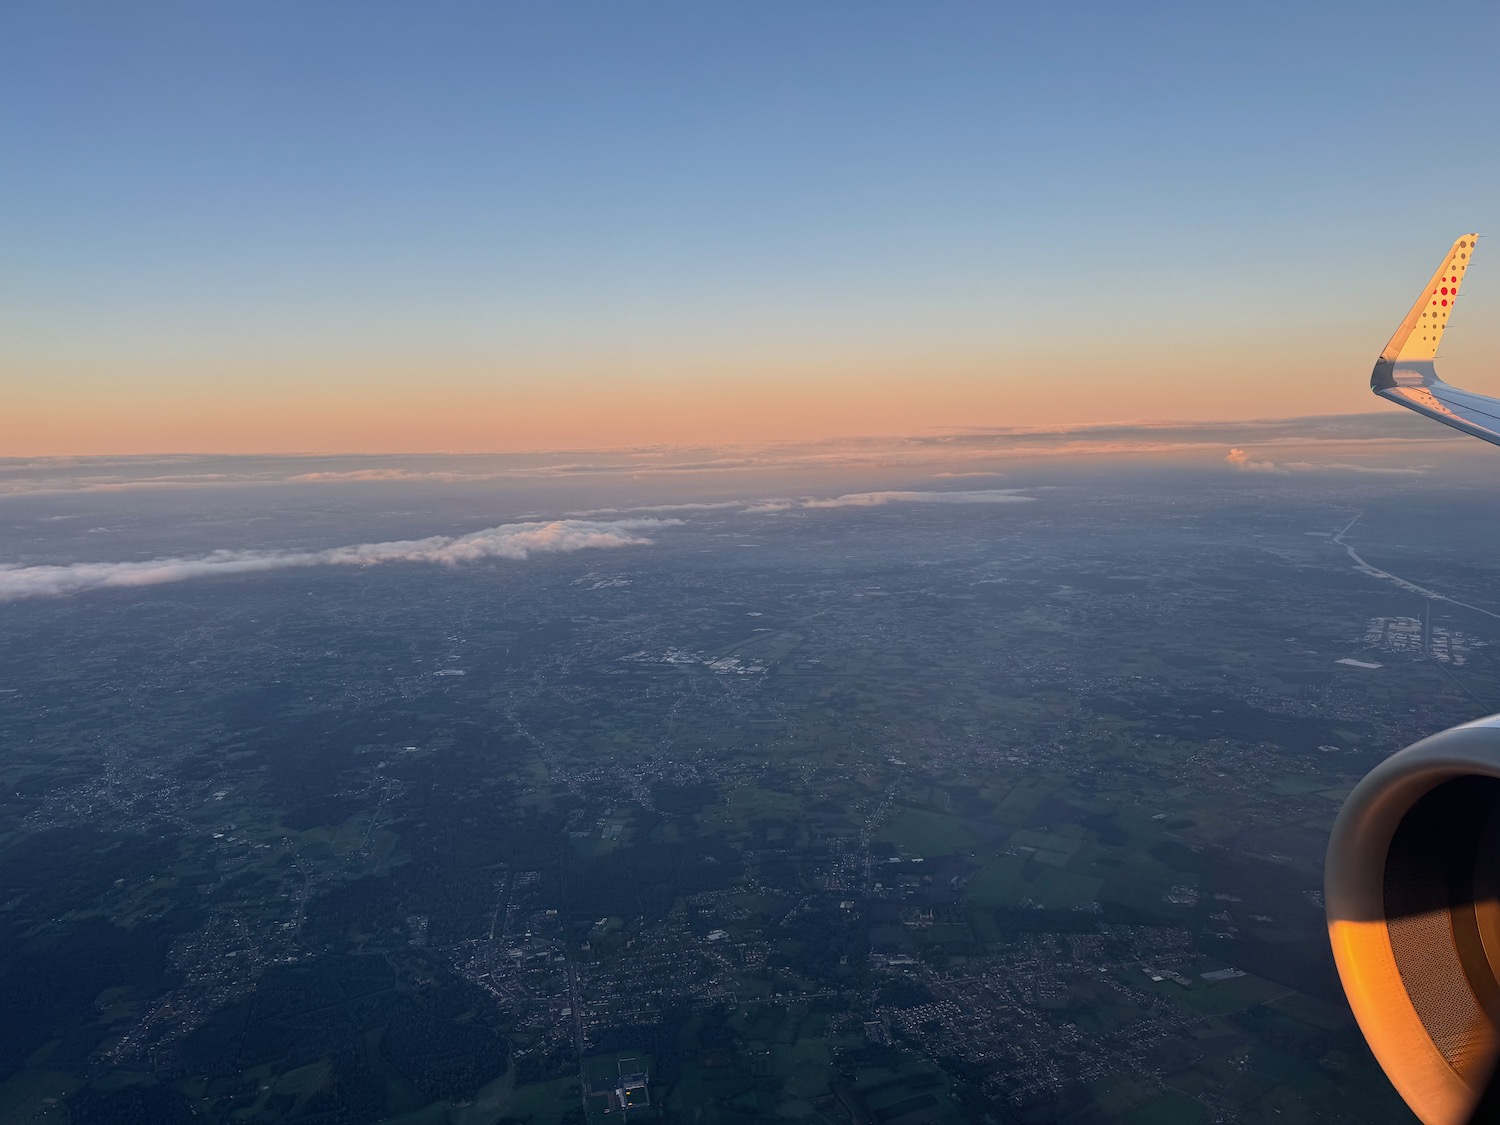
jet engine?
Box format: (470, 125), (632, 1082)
(1326, 716), (1500, 1124)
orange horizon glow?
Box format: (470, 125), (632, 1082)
(5, 335), (1413, 458)
(8, 4), (1500, 462)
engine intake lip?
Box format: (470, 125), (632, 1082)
(1327, 716), (1500, 1125)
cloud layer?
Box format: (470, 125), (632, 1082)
(748, 489), (1035, 513)
(1225, 447), (1425, 475)
(572, 489), (1037, 517)
(0, 412), (1461, 496)
(1225, 447), (1282, 472)
(0, 519), (674, 603)
(1, 487), (1041, 601)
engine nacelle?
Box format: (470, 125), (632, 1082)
(1326, 717), (1500, 1124)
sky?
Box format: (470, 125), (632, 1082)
(5, 1), (1500, 456)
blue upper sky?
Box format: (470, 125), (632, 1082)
(5, 1), (1500, 453)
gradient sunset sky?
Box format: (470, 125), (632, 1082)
(5, 1), (1500, 456)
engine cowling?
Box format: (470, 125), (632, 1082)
(1326, 716), (1500, 1124)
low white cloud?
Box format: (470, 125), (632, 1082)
(741, 500), (797, 514)
(0, 519), (676, 603)
(799, 489), (1034, 509)
(1226, 448), (1424, 476)
(573, 489), (1036, 517)
(740, 489), (1035, 513)
(287, 468), (495, 483)
(1280, 461), (1426, 475)
(1225, 448), (1284, 473)
(0, 475), (251, 496)
(568, 501), (750, 517)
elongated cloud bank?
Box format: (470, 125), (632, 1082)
(0, 519), (676, 602)
(1225, 447), (1424, 476)
(575, 490), (1035, 517)
(802, 489), (1033, 508)
(1, 412), (1460, 496)
(745, 489), (1036, 513)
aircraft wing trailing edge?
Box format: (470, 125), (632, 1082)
(1370, 234), (1498, 443)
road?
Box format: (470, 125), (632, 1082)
(567, 958), (590, 1115)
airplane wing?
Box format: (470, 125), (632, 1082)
(1370, 234), (1498, 444)
(1332, 234), (1500, 1125)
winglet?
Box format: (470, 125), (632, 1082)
(1380, 234), (1479, 362)
(1370, 233), (1500, 448)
